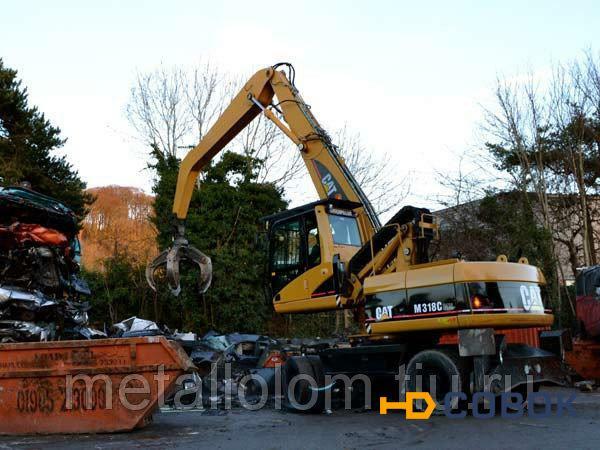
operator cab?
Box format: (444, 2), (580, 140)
(262, 199), (365, 313)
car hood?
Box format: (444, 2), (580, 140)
(0, 187), (78, 235)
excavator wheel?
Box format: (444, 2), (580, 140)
(405, 348), (470, 413)
(283, 356), (324, 413)
(306, 355), (326, 413)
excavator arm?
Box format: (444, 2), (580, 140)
(147, 63), (380, 295)
(173, 64), (379, 225)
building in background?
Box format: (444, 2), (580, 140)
(435, 192), (600, 285)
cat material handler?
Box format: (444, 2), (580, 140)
(147, 63), (570, 409)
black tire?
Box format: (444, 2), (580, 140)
(283, 356), (322, 413)
(306, 355), (326, 413)
(405, 349), (469, 412)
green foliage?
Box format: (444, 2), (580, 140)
(82, 147), (288, 335)
(479, 192), (560, 313)
(83, 255), (155, 329)
(486, 113), (600, 192)
(281, 312), (355, 338)
(149, 146), (287, 334)
(548, 113), (600, 186)
(438, 191), (558, 307)
(0, 58), (91, 220)
(477, 192), (555, 274)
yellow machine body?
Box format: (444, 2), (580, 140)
(153, 63), (555, 337)
(363, 260), (553, 335)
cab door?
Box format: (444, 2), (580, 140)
(268, 211), (331, 308)
(269, 217), (306, 296)
(268, 207), (360, 312)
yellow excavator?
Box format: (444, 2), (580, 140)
(147, 63), (569, 410)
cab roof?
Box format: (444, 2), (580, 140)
(261, 198), (363, 225)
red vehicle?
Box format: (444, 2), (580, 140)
(576, 266), (600, 338)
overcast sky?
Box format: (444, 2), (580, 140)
(1, 0), (598, 209)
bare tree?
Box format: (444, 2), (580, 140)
(234, 106), (303, 187)
(434, 151), (491, 208)
(185, 62), (226, 144)
(430, 151), (495, 262)
(334, 124), (410, 216)
(549, 62), (595, 266)
(483, 73), (571, 315)
(126, 63), (304, 190)
(126, 66), (192, 158)
(485, 74), (555, 225)
(486, 71), (592, 314)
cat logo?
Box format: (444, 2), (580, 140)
(520, 285), (544, 311)
(313, 160), (347, 200)
(321, 173), (338, 196)
(375, 305), (393, 321)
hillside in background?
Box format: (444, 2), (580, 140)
(80, 186), (156, 269)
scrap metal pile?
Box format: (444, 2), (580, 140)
(112, 317), (284, 407)
(177, 332), (341, 408)
(111, 317), (343, 408)
(0, 187), (105, 342)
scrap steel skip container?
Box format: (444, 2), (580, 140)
(0, 336), (194, 434)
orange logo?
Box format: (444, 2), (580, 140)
(379, 392), (436, 419)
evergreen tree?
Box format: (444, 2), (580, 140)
(149, 146), (287, 333)
(477, 192), (555, 272)
(0, 58), (91, 219)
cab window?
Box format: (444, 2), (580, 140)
(272, 220), (301, 270)
(270, 219), (303, 294)
(329, 214), (361, 246)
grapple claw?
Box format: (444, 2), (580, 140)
(145, 222), (212, 296)
(145, 248), (169, 292)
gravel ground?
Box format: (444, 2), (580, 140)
(1, 387), (599, 449)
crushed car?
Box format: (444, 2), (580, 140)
(0, 186), (105, 341)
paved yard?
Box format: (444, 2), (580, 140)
(1, 388), (599, 449)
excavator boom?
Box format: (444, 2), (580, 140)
(173, 64), (379, 226)
(147, 63), (379, 295)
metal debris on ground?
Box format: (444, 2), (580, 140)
(163, 330), (282, 408)
(112, 316), (165, 337)
(103, 315), (311, 408)
(574, 380), (596, 392)
(112, 326), (344, 409)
